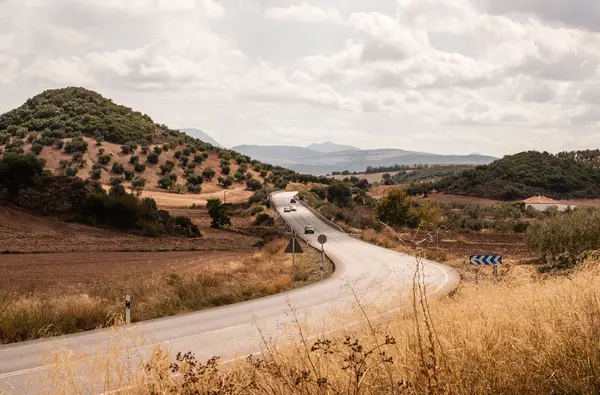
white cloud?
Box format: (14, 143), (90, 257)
(0, 55), (19, 84)
(265, 2), (342, 24)
(25, 57), (94, 85)
(1, 0), (600, 156)
(41, 25), (91, 44)
(478, 0), (600, 32)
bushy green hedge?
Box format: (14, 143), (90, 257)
(0, 153), (200, 238)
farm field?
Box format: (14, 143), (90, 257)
(0, 251), (247, 296)
(0, 206), (260, 253)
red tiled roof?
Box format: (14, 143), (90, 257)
(523, 196), (560, 204)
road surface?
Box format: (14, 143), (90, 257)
(0, 191), (459, 394)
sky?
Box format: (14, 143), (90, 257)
(1, 0), (600, 156)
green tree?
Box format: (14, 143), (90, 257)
(327, 182), (352, 206)
(112, 162), (124, 174)
(246, 178), (262, 191)
(254, 212), (274, 226)
(110, 176), (124, 186)
(131, 176), (147, 196)
(202, 167), (216, 180)
(207, 198), (231, 228)
(147, 152), (159, 164)
(375, 188), (420, 228)
(31, 143), (43, 156)
(134, 162), (146, 173)
(0, 153), (45, 193)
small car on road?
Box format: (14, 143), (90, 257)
(304, 225), (315, 234)
(290, 205), (297, 212)
(290, 198), (297, 203)
(283, 207), (291, 213)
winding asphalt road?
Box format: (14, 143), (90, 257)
(0, 191), (459, 394)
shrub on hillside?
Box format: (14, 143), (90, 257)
(131, 176), (146, 195)
(98, 154), (111, 165)
(187, 184), (202, 194)
(65, 167), (78, 177)
(207, 198), (230, 228)
(327, 182), (352, 206)
(30, 143), (43, 156)
(159, 163), (172, 175)
(134, 162), (146, 173)
(526, 207), (600, 265)
(251, 206), (265, 215)
(112, 162), (124, 174)
(110, 176), (124, 186)
(120, 142), (137, 154)
(186, 174), (203, 186)
(158, 175), (175, 190)
(254, 212), (274, 226)
(375, 188), (420, 229)
(147, 152), (159, 164)
(0, 153), (46, 193)
(202, 168), (216, 180)
(91, 167), (102, 180)
(246, 178), (262, 191)
(64, 137), (88, 154)
(249, 187), (270, 205)
(193, 154), (204, 164)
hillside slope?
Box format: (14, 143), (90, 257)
(431, 150), (600, 200)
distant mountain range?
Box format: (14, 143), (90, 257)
(230, 145), (498, 175)
(306, 141), (360, 153)
(180, 128), (224, 148)
(182, 129), (497, 175)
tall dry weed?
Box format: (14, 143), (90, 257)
(0, 239), (333, 344)
(48, 259), (600, 395)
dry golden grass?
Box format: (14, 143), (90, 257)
(0, 239), (333, 344)
(45, 257), (600, 394)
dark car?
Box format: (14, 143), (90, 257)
(304, 225), (315, 234)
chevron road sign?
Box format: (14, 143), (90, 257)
(470, 255), (502, 266)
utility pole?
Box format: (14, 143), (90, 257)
(320, 243), (324, 281)
(292, 231), (296, 288)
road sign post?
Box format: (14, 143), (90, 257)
(125, 295), (131, 324)
(469, 255), (502, 279)
(317, 234), (328, 281)
(284, 233), (303, 288)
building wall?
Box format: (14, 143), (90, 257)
(526, 203), (573, 212)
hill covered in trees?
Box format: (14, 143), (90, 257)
(415, 150), (600, 200)
(0, 87), (167, 145)
(0, 87), (333, 234)
(0, 87), (331, 192)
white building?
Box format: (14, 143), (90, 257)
(523, 195), (575, 212)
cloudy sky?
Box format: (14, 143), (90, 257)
(1, 0), (599, 156)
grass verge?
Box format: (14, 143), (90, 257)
(45, 255), (600, 394)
